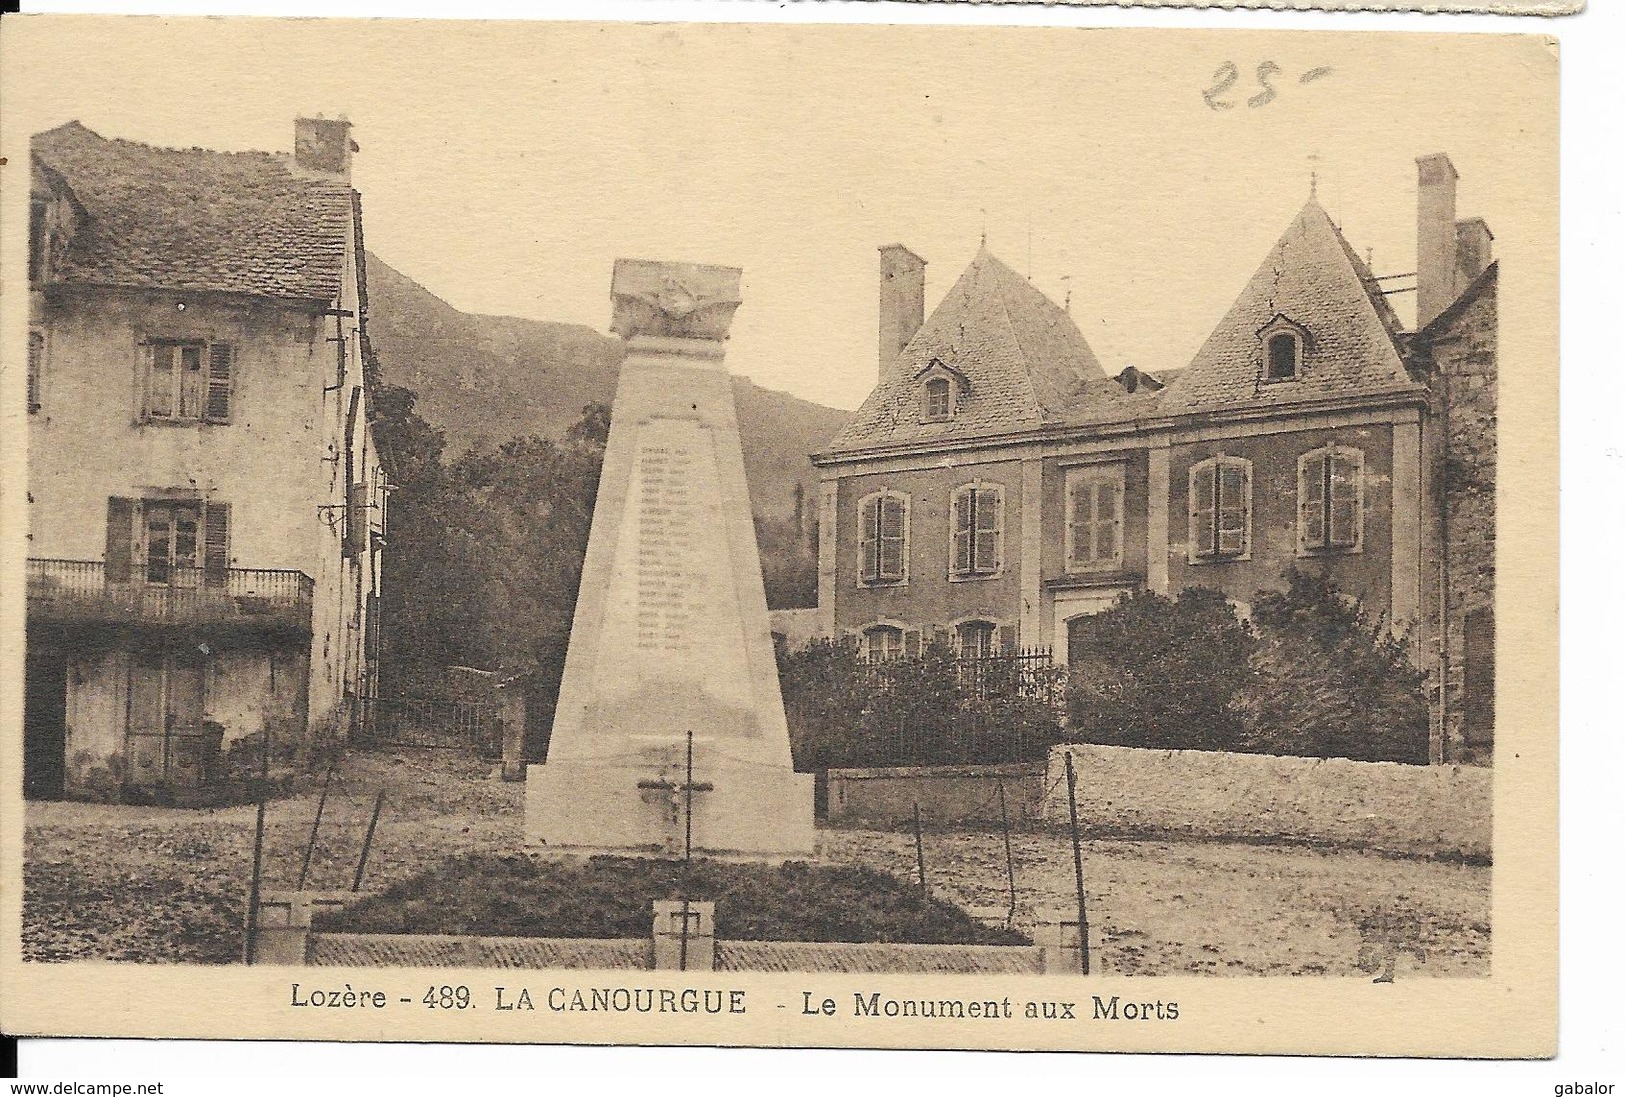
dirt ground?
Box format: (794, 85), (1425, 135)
(23, 748), (1489, 974)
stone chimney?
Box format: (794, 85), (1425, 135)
(1454, 217), (1494, 289)
(294, 116), (356, 181)
(1415, 153), (1459, 329)
(878, 244), (926, 378)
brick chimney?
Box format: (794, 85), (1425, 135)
(294, 116), (356, 181)
(1415, 153), (1459, 329)
(878, 244), (926, 378)
(1454, 217), (1494, 289)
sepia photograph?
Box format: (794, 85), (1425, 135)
(0, 14), (1558, 1058)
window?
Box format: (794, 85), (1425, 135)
(1065, 465), (1124, 572)
(27, 331), (43, 414)
(1298, 446), (1364, 553)
(143, 502), (202, 586)
(142, 340), (233, 423)
(862, 625), (905, 662)
(1189, 457), (1251, 561)
(954, 620), (998, 658)
(950, 483), (1004, 578)
(1258, 315), (1308, 381)
(1267, 333), (1298, 379)
(858, 490), (908, 585)
(106, 497), (230, 586)
(924, 377), (952, 421)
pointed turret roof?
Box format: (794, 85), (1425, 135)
(829, 249), (1109, 450)
(1158, 198), (1422, 415)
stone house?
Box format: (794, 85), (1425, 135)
(23, 118), (387, 801)
(811, 154), (1496, 764)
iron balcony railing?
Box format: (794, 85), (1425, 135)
(26, 559), (314, 631)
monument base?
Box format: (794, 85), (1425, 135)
(524, 741), (816, 861)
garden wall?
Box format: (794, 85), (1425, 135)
(1044, 744), (1490, 859)
(826, 763), (1044, 827)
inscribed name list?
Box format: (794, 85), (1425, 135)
(591, 416), (757, 737)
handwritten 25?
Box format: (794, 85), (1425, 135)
(1204, 62), (1335, 110)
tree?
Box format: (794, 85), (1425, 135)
(755, 510), (817, 610)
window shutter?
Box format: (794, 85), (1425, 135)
(859, 496), (879, 582)
(365, 592), (380, 660)
(1329, 452), (1359, 548)
(997, 623), (1017, 654)
(27, 332), (43, 412)
(1066, 482), (1083, 567)
(1101, 480), (1121, 564)
(1192, 464), (1216, 556)
(204, 344), (233, 423)
(953, 490), (973, 574)
(345, 482), (368, 558)
(1217, 463), (1247, 556)
(105, 497), (136, 584)
(930, 625), (949, 651)
(974, 489), (1000, 572)
(880, 495), (905, 580)
(903, 628), (922, 658)
(1301, 453), (1326, 549)
(203, 502), (230, 586)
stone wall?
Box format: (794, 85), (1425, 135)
(826, 763), (1044, 827)
(1432, 270), (1498, 764)
(1044, 743), (1490, 859)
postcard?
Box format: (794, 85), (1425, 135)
(0, 15), (1558, 1057)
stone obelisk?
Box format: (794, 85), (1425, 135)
(525, 259), (815, 859)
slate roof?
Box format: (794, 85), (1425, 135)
(828, 249), (1111, 451)
(30, 121), (353, 303)
(1156, 198), (1423, 415)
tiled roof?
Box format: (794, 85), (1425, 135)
(30, 121), (352, 303)
(1157, 198), (1423, 415)
(828, 249), (1109, 451)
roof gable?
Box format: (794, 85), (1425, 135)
(30, 121), (353, 304)
(1158, 198), (1422, 414)
(829, 249), (1108, 450)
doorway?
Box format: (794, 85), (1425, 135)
(24, 650), (67, 800)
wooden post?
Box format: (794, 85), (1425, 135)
(1063, 751), (1090, 975)
(297, 763), (336, 890)
(352, 789), (385, 892)
(243, 714), (276, 965)
(684, 729), (695, 863)
(997, 776), (1017, 926)
(912, 801), (928, 893)
(243, 796), (267, 964)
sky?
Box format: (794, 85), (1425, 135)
(3, 18), (1554, 411)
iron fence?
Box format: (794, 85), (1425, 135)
(785, 647), (1070, 770)
(356, 696), (502, 758)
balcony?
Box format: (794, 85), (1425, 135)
(27, 559), (314, 635)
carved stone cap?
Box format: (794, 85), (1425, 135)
(611, 259), (743, 342)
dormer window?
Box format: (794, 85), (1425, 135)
(914, 358), (968, 423)
(1257, 315), (1309, 382)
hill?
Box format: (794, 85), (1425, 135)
(364, 253), (850, 521)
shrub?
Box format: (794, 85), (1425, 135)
(778, 638), (1065, 769)
(1065, 587), (1255, 751)
(1062, 574), (1431, 764)
(1235, 569), (1430, 764)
